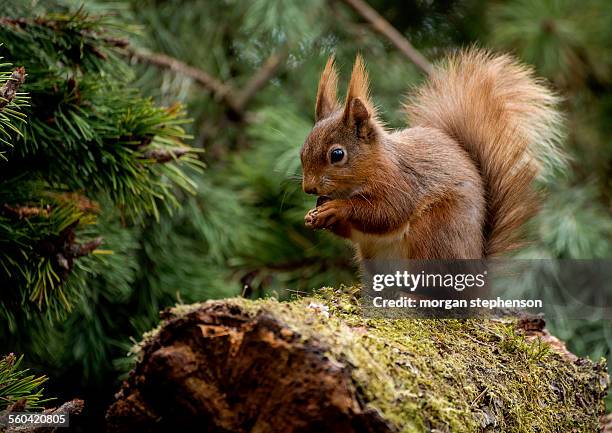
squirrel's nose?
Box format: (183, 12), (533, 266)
(304, 186), (319, 195)
(303, 182), (319, 195)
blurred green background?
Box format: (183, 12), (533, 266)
(0, 0), (610, 427)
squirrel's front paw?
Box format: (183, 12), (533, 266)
(304, 200), (348, 230)
(305, 208), (319, 228)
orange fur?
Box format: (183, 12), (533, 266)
(343, 54), (377, 121)
(315, 57), (340, 121)
(301, 49), (563, 260)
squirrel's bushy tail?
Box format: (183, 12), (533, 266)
(404, 48), (564, 256)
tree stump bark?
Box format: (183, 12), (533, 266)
(106, 289), (608, 433)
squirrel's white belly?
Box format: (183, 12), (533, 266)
(350, 222), (410, 260)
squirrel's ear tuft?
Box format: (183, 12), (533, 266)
(343, 55), (377, 138)
(315, 56), (340, 122)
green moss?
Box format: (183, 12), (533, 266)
(141, 287), (608, 432)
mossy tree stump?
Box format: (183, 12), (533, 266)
(106, 289), (608, 433)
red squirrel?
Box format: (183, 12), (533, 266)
(301, 49), (563, 260)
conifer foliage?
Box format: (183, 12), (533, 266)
(0, 2), (196, 317)
(0, 0), (196, 407)
(0, 353), (48, 410)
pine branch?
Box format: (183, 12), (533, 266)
(126, 48), (241, 113)
(340, 0), (433, 75)
(233, 46), (289, 112)
(50, 193), (100, 214)
(1, 204), (50, 219)
(0, 67), (26, 111)
(70, 237), (103, 258)
(127, 46), (288, 119)
(140, 147), (192, 163)
(0, 16), (129, 46)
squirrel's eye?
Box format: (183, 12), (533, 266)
(330, 148), (345, 164)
